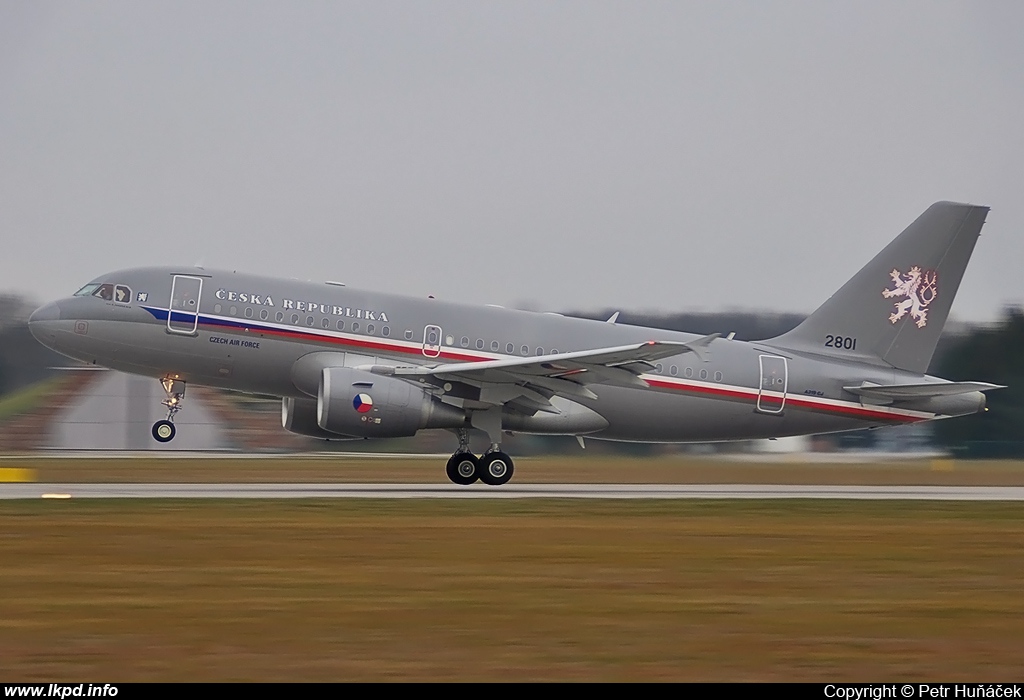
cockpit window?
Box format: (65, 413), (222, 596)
(114, 285), (131, 303)
(93, 284), (115, 301)
(74, 284), (100, 297)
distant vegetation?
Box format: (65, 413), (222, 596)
(0, 294), (66, 396)
(931, 307), (1024, 457)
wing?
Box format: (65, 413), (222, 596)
(363, 335), (719, 414)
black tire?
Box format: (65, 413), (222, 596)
(446, 453), (479, 485)
(478, 451), (514, 486)
(152, 420), (176, 443)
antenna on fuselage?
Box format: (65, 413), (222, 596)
(605, 311), (619, 324)
(193, 257), (205, 270)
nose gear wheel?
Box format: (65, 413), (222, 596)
(151, 377), (186, 443)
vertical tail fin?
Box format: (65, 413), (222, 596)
(770, 201), (989, 373)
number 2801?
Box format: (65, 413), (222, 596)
(825, 335), (857, 350)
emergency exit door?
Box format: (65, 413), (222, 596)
(757, 355), (788, 414)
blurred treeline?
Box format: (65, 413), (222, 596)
(0, 294), (1020, 456)
(930, 308), (1024, 457)
(0, 295), (66, 396)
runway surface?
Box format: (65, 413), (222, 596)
(3, 483), (1024, 500)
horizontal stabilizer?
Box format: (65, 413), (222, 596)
(844, 381), (1005, 400)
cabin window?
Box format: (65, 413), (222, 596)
(352, 322), (360, 332)
(214, 304), (222, 314)
(367, 324), (375, 335)
(699, 369), (708, 380)
(245, 307), (253, 319)
(460, 336), (469, 348)
(536, 347), (544, 356)
(259, 309), (268, 321)
(321, 317), (329, 329)
(685, 367), (693, 378)
(655, 363), (663, 374)
(670, 365), (677, 376)
(551, 349), (558, 354)
(305, 316), (314, 327)
(714, 371), (723, 382)
(276, 311), (283, 322)
(405, 329), (413, 340)
(290, 313), (299, 324)
(229, 306), (237, 316)
(521, 345), (529, 356)
(476, 339), (484, 350)
(491, 340), (499, 351)
(445, 335), (454, 345)
(336, 320), (345, 330)
(506, 343), (514, 354)
(382, 326), (390, 337)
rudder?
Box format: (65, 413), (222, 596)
(770, 201), (989, 373)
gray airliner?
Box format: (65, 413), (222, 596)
(28, 201), (1002, 485)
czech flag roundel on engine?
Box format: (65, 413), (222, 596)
(352, 393), (374, 413)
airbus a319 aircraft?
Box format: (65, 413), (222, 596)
(29, 201), (1002, 485)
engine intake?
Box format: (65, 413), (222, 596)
(282, 397), (360, 440)
(317, 367), (465, 438)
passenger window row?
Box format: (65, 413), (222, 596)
(442, 333), (558, 357)
(212, 303), (392, 338)
(208, 305), (721, 379)
(653, 363), (724, 382)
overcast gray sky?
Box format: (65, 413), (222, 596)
(2, 1), (1021, 322)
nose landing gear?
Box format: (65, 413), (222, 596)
(152, 377), (185, 443)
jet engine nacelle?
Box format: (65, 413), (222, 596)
(282, 396), (360, 440)
(317, 367), (466, 438)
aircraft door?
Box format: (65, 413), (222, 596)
(757, 355), (788, 414)
(422, 325), (442, 358)
(167, 275), (203, 335)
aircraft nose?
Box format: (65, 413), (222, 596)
(28, 302), (62, 345)
(29, 301), (61, 325)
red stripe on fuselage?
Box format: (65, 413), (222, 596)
(198, 316), (928, 425)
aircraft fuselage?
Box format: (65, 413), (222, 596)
(29, 266), (976, 445)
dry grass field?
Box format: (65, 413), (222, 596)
(2, 498), (1023, 681)
(5, 453), (1024, 485)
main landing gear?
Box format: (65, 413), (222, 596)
(445, 427), (515, 486)
(152, 377), (186, 443)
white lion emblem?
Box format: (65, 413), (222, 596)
(882, 266), (938, 328)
